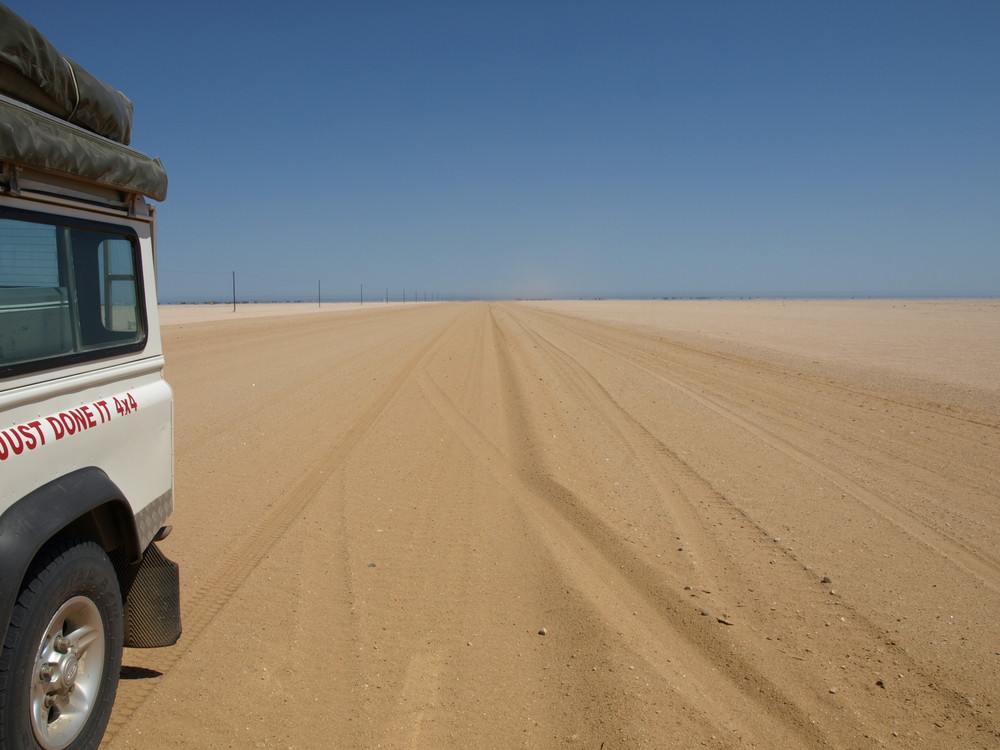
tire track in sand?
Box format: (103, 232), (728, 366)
(103, 309), (463, 742)
(492, 303), (1000, 746)
(523, 306), (998, 495)
(168, 310), (434, 459)
(526, 306), (1000, 592)
(413, 308), (829, 747)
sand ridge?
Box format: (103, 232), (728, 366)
(107, 300), (999, 748)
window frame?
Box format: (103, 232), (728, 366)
(0, 206), (148, 379)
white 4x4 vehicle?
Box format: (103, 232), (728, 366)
(0, 5), (181, 749)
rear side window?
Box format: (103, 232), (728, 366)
(0, 210), (146, 377)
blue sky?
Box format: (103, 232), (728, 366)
(11, 1), (999, 301)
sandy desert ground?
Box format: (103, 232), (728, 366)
(103, 299), (999, 749)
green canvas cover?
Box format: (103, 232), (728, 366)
(0, 2), (133, 144)
(0, 3), (166, 201)
(0, 96), (167, 201)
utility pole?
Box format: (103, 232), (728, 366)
(232, 271), (236, 312)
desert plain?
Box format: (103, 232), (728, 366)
(103, 299), (999, 749)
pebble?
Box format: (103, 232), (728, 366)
(538, 628), (547, 636)
(821, 576), (832, 584)
(701, 609), (712, 617)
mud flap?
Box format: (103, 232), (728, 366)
(122, 542), (181, 648)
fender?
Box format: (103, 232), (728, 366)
(0, 467), (140, 648)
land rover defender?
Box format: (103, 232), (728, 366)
(0, 5), (181, 749)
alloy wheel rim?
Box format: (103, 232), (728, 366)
(30, 596), (106, 750)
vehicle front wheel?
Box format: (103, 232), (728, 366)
(0, 539), (123, 750)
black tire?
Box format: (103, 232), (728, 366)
(0, 539), (123, 750)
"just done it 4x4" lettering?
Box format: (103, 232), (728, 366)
(0, 393), (138, 461)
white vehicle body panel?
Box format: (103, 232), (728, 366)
(0, 194), (173, 547)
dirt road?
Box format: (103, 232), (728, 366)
(105, 302), (999, 749)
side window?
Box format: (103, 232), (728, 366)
(99, 239), (140, 335)
(0, 213), (145, 375)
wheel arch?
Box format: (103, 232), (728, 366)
(0, 467), (140, 649)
